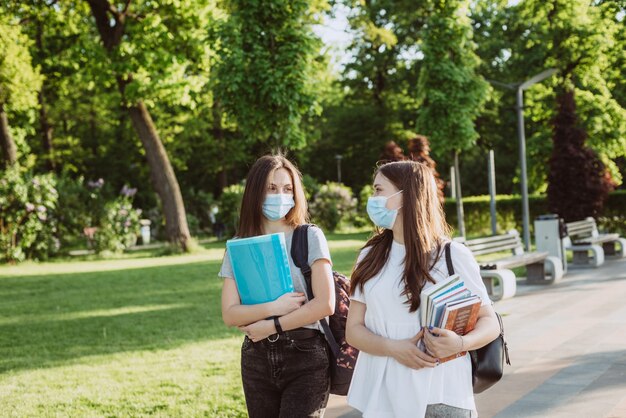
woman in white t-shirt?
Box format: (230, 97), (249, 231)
(345, 161), (500, 418)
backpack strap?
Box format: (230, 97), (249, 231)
(291, 224), (313, 294)
(291, 224), (341, 357)
(444, 242), (455, 276)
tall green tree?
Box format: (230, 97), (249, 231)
(515, 0), (623, 218)
(416, 0), (488, 155)
(0, 17), (42, 167)
(81, 0), (220, 250)
(473, 0), (626, 195)
(415, 0), (488, 235)
(216, 0), (323, 149)
(301, 1), (428, 191)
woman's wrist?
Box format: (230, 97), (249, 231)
(268, 300), (280, 317)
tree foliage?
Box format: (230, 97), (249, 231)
(547, 91), (613, 221)
(0, 18), (42, 112)
(0, 16), (43, 166)
(216, 0), (323, 148)
(415, 0), (488, 154)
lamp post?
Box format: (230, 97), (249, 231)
(489, 68), (557, 251)
(488, 149), (497, 235)
(335, 154), (343, 183)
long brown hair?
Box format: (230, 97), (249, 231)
(350, 161), (451, 312)
(236, 154), (308, 238)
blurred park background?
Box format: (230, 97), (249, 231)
(1, 0), (625, 262)
(0, 0), (625, 416)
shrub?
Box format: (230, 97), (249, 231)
(93, 192), (142, 253)
(348, 184), (373, 228)
(302, 174), (320, 201)
(56, 177), (143, 254)
(186, 213), (201, 237)
(218, 183), (245, 237)
(443, 191), (626, 238)
(598, 190), (626, 235)
(183, 188), (216, 234)
(55, 175), (94, 246)
(309, 182), (357, 232)
(0, 167), (59, 263)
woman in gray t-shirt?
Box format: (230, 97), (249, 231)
(220, 154), (334, 418)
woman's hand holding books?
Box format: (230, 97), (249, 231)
(388, 329), (438, 370)
(423, 326), (464, 360)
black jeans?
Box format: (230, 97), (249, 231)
(241, 332), (330, 418)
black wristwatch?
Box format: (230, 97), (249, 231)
(273, 316), (284, 334)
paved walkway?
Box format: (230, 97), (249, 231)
(326, 257), (626, 418)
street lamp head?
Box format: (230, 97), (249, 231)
(519, 68), (558, 90)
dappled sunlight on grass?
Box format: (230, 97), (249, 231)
(0, 249), (227, 277)
(0, 338), (247, 417)
(0, 303), (193, 326)
(0, 233), (368, 416)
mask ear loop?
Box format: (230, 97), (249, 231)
(389, 189), (403, 211)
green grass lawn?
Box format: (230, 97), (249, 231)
(0, 232), (368, 417)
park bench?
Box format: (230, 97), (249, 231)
(460, 229), (564, 301)
(564, 217), (626, 267)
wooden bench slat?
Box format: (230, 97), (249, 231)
(470, 242), (521, 256)
(463, 233), (519, 246)
(573, 234), (619, 245)
(486, 252), (548, 269)
(464, 232), (549, 281)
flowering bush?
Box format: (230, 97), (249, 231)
(309, 182), (357, 232)
(94, 191), (142, 253)
(0, 167), (59, 263)
(55, 177), (142, 254)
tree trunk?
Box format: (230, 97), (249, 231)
(0, 104), (17, 167)
(38, 90), (55, 171)
(213, 100), (228, 195)
(86, 0), (191, 251)
(36, 22), (55, 172)
(128, 101), (191, 250)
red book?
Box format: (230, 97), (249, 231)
(437, 297), (482, 363)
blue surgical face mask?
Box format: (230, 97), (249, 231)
(263, 193), (295, 221)
(366, 190), (403, 229)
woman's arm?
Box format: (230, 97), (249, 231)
(423, 303), (500, 358)
(221, 278), (306, 327)
(346, 300), (437, 370)
(240, 259), (335, 341)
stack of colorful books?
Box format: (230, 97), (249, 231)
(420, 274), (482, 362)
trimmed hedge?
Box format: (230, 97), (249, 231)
(444, 190), (626, 238)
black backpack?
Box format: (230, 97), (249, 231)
(291, 224), (359, 396)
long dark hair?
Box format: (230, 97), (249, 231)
(350, 161), (451, 312)
(236, 154), (308, 238)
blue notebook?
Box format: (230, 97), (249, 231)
(226, 233), (294, 305)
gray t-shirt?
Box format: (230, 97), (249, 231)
(219, 225), (333, 330)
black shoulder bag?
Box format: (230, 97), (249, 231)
(443, 242), (511, 393)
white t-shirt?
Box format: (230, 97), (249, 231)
(347, 240), (490, 418)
